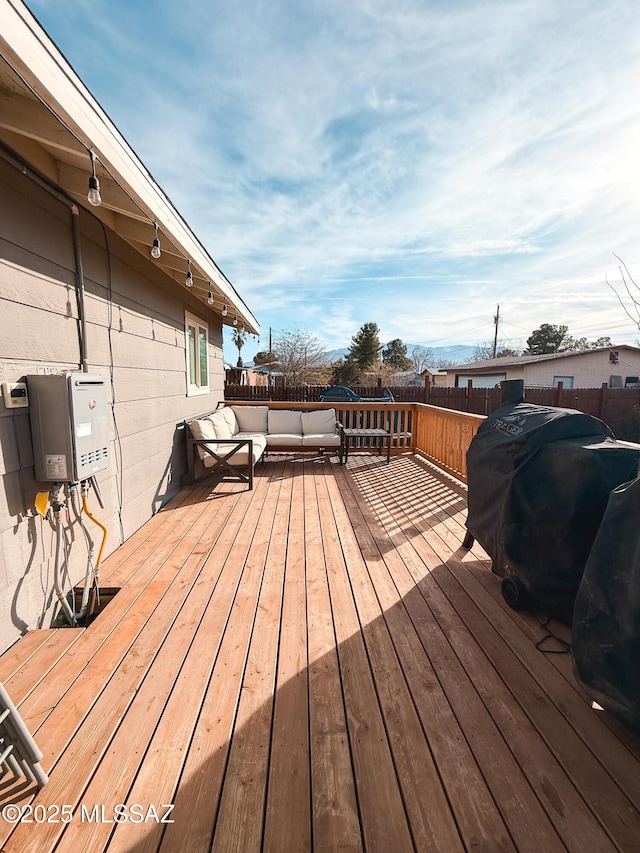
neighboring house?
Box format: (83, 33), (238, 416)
(444, 345), (640, 389)
(390, 370), (425, 387)
(225, 365), (269, 386)
(424, 368), (448, 387)
(0, 1), (258, 651)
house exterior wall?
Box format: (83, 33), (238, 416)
(446, 349), (640, 389)
(0, 156), (225, 651)
(519, 349), (640, 387)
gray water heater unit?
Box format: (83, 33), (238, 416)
(27, 373), (110, 483)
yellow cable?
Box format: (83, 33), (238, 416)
(82, 494), (108, 568)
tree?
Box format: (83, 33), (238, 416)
(273, 329), (328, 384)
(381, 339), (412, 371)
(525, 324), (569, 355)
(348, 322), (381, 371)
(411, 346), (434, 373)
(232, 328), (247, 367)
(469, 339), (522, 362)
(253, 350), (277, 365)
(560, 335), (613, 351)
(331, 356), (361, 386)
(606, 255), (640, 333)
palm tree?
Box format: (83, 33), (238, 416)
(232, 328), (247, 367)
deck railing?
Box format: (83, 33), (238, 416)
(229, 400), (484, 482)
(412, 403), (485, 481)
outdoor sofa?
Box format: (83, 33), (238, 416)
(185, 405), (342, 489)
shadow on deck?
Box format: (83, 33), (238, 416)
(0, 454), (639, 852)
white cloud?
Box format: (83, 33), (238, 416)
(28, 0), (640, 361)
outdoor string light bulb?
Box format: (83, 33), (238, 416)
(87, 149), (101, 207)
(233, 314), (238, 326)
(186, 259), (193, 287)
(207, 282), (214, 305)
(150, 222), (161, 258)
(222, 303), (228, 317)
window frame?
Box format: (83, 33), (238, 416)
(185, 311), (210, 396)
(553, 375), (574, 389)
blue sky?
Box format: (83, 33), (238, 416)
(27, 0), (640, 362)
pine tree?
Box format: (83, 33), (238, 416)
(349, 322), (381, 370)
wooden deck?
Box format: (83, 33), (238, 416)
(1, 453), (640, 852)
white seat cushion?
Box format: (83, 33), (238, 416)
(202, 432), (266, 467)
(266, 434), (304, 447)
(219, 407), (238, 435)
(231, 405), (268, 433)
(301, 408), (337, 436)
(189, 418), (218, 460)
(210, 410), (233, 439)
(302, 433), (341, 447)
(268, 409), (302, 436)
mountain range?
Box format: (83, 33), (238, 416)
(324, 343), (475, 366)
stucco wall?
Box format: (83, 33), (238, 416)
(518, 350), (640, 387)
(0, 156), (225, 651)
(448, 349), (640, 389)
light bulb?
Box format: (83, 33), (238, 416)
(151, 237), (161, 259)
(233, 314), (238, 326)
(222, 304), (228, 317)
(186, 260), (193, 287)
(87, 149), (102, 206)
(87, 175), (101, 207)
(207, 283), (214, 305)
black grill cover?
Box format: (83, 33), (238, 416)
(573, 477), (640, 734)
(466, 402), (640, 620)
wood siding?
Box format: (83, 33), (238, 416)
(0, 156), (225, 651)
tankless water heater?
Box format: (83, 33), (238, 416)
(27, 373), (110, 483)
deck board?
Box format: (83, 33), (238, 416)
(1, 454), (639, 852)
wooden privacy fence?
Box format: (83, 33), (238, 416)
(225, 383), (640, 437)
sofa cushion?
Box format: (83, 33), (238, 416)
(189, 417), (218, 460)
(231, 405), (268, 433)
(202, 432), (266, 468)
(301, 408), (337, 436)
(268, 409), (302, 436)
(219, 406), (238, 435)
(266, 434), (304, 447)
(210, 410), (233, 440)
(302, 433), (341, 447)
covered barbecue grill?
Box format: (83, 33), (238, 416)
(573, 476), (640, 734)
(464, 382), (640, 622)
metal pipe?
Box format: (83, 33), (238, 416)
(70, 204), (89, 372)
(51, 493), (77, 627)
(0, 145), (89, 372)
(69, 485), (95, 619)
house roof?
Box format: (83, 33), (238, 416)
(447, 344), (640, 372)
(0, 0), (258, 334)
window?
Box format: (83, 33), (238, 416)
(553, 375), (574, 389)
(185, 312), (209, 395)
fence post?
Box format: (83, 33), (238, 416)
(466, 379), (473, 413)
(598, 382), (607, 421)
(555, 381), (563, 407)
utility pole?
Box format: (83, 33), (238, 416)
(492, 304), (500, 359)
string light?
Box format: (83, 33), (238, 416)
(150, 221), (161, 258)
(233, 314), (238, 326)
(87, 149), (101, 206)
(207, 281), (214, 305)
(0, 52), (258, 332)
